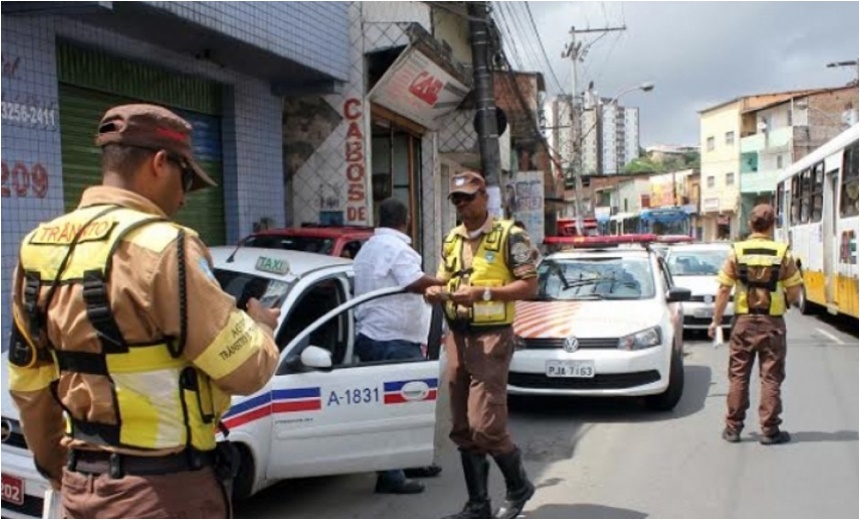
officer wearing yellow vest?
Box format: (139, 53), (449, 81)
(7, 104), (280, 518)
(425, 171), (539, 519)
(708, 203), (803, 446)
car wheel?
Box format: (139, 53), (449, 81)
(232, 443), (255, 503)
(797, 285), (819, 315)
(645, 347), (684, 412)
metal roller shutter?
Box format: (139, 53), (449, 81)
(57, 43), (225, 245)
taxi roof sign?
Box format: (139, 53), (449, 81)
(255, 256), (290, 276)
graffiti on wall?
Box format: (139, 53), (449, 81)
(1, 161), (50, 198)
(343, 98), (368, 225)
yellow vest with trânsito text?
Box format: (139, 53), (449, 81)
(14, 204), (230, 452)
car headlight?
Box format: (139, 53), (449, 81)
(618, 326), (662, 350)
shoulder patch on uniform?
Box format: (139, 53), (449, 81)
(511, 241), (532, 264)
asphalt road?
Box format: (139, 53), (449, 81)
(237, 310), (858, 519)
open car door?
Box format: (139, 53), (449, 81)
(266, 287), (443, 479)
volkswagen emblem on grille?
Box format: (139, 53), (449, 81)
(563, 336), (579, 352)
(703, 295), (714, 304)
(1, 419), (11, 443)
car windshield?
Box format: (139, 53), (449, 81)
(242, 235), (335, 255)
(536, 257), (655, 300)
(214, 269), (293, 309)
(666, 249), (729, 276)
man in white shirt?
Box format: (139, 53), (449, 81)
(353, 198), (443, 494)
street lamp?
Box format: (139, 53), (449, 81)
(826, 59), (859, 85)
(570, 82), (655, 235)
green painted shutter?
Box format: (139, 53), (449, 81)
(56, 43), (225, 245)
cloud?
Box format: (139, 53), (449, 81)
(519, 1), (859, 146)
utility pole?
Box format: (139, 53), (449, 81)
(468, 1), (502, 218)
(563, 25), (625, 235)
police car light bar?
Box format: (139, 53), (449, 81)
(544, 234), (659, 249)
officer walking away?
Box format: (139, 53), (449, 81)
(709, 203), (804, 445)
(7, 104), (281, 518)
(352, 198), (444, 494)
(425, 171), (539, 519)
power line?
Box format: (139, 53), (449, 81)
(524, 1), (565, 93)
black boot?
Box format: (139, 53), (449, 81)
(491, 447), (535, 519)
(445, 450), (492, 519)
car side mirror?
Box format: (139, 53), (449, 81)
(301, 345), (333, 370)
(666, 287), (692, 303)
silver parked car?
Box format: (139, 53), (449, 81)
(665, 243), (733, 334)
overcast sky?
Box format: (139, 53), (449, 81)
(500, 1), (859, 148)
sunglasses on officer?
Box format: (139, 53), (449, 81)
(449, 191), (480, 205)
(166, 153), (195, 194)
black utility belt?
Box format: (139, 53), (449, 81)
(446, 320), (512, 334)
(738, 309), (782, 316)
(68, 448), (215, 478)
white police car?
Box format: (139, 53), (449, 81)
(664, 242), (733, 334)
(508, 241), (690, 411)
(2, 246), (443, 516)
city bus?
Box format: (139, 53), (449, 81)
(775, 123), (859, 318)
(639, 207), (692, 237)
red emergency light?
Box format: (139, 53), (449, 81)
(544, 233), (659, 251)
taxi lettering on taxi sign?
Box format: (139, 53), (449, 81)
(255, 256), (289, 275)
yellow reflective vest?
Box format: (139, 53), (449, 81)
(442, 220), (516, 327)
(731, 238), (789, 316)
(16, 204), (228, 452)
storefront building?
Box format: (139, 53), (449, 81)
(1, 2), (349, 346)
(285, 3), (472, 271)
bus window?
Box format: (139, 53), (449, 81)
(800, 168), (812, 223)
(790, 175), (802, 225)
(776, 181), (785, 226)
(811, 162), (825, 223)
(841, 140), (859, 217)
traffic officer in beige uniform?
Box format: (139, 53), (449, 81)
(709, 204), (804, 445)
(425, 171), (539, 519)
(7, 104), (280, 518)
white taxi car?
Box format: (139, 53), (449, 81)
(508, 243), (691, 411)
(2, 246), (443, 516)
(664, 242), (733, 334)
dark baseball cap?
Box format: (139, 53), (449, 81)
(749, 203), (775, 230)
(448, 171), (486, 197)
(95, 104), (217, 191)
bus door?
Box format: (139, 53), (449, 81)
(824, 169), (839, 305)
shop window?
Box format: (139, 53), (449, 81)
(841, 140), (859, 217)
